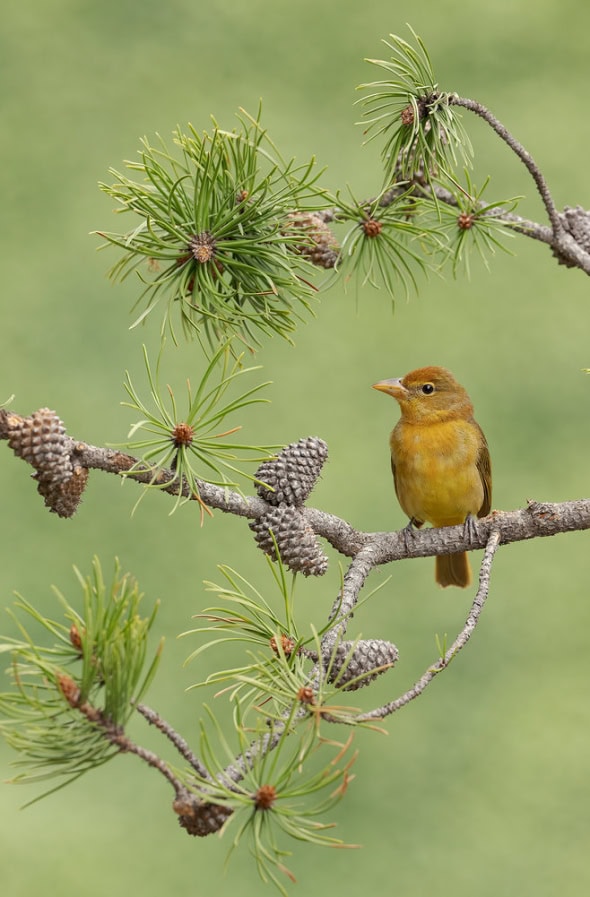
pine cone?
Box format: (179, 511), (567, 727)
(249, 505), (328, 577)
(35, 464), (89, 518)
(174, 797), (232, 837)
(7, 408), (73, 482)
(7, 408), (88, 517)
(285, 211), (340, 269)
(327, 639), (399, 691)
(255, 436), (328, 507)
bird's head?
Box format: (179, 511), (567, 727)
(372, 366), (473, 423)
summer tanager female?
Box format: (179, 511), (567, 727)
(372, 366), (491, 588)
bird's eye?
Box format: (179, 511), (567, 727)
(421, 383), (435, 395)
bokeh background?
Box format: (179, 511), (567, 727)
(2, 1), (590, 895)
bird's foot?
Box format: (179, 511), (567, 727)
(401, 517), (422, 553)
(463, 513), (479, 546)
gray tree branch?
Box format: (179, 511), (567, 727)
(1, 412), (588, 568)
(355, 530), (501, 722)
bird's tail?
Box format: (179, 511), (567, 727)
(436, 551), (471, 588)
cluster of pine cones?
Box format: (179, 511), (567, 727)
(249, 436), (329, 577)
(5, 408), (88, 517)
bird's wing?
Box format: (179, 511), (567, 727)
(391, 456), (401, 504)
(475, 422), (492, 517)
(391, 456), (424, 528)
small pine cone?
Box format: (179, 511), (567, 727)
(327, 639), (399, 691)
(249, 505), (328, 577)
(255, 436), (328, 507)
(35, 465), (89, 518)
(285, 211), (340, 269)
(174, 797), (233, 838)
(7, 408), (73, 482)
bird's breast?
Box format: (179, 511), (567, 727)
(390, 417), (484, 526)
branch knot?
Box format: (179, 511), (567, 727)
(554, 205), (590, 267)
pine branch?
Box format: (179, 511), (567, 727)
(58, 680), (232, 837)
(315, 171), (590, 277)
(315, 92), (590, 276)
(58, 676), (188, 798)
(2, 409), (589, 564)
(449, 96), (562, 234)
(412, 183), (555, 245)
(221, 531), (501, 788)
(446, 96), (590, 272)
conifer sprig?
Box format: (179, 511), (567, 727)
(120, 343), (273, 510)
(98, 108), (330, 349)
(0, 559), (161, 795)
(358, 27), (474, 184)
(192, 703), (358, 896)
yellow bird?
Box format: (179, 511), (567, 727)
(372, 366), (491, 588)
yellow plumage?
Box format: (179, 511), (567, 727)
(373, 366), (491, 588)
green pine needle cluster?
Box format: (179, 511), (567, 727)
(358, 27), (473, 184)
(183, 556), (367, 726)
(98, 107), (330, 349)
(435, 172), (519, 276)
(335, 186), (440, 297)
(120, 342), (273, 510)
(0, 558), (161, 798)
(194, 705), (358, 896)
(353, 28), (518, 280)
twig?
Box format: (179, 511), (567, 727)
(421, 183), (555, 245)
(136, 703), (210, 779)
(221, 723), (289, 786)
(355, 530), (501, 722)
(450, 96), (562, 236)
(442, 97), (590, 272)
(72, 695), (188, 799)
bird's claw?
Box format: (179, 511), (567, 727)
(401, 517), (421, 553)
(463, 513), (479, 546)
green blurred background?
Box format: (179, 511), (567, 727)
(2, 0), (590, 894)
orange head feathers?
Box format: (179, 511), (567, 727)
(372, 366), (492, 588)
(372, 366), (474, 424)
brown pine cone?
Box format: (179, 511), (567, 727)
(249, 505), (328, 577)
(326, 639), (399, 691)
(285, 211), (340, 269)
(174, 797), (232, 837)
(255, 436), (328, 507)
(35, 465), (89, 518)
(6, 408), (88, 517)
(7, 408), (73, 482)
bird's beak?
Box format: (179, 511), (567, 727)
(372, 378), (408, 399)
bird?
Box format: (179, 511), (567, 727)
(372, 366), (491, 588)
